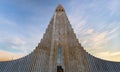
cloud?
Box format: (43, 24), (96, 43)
(0, 16), (43, 55)
(68, 0), (120, 55)
(0, 34), (42, 55)
(8, 37), (26, 46)
(95, 51), (120, 62)
(0, 36), (27, 52)
(85, 29), (94, 34)
(82, 31), (108, 50)
(93, 32), (107, 43)
(0, 16), (43, 61)
(108, 0), (120, 15)
(67, 0), (120, 61)
(0, 1), (48, 60)
(72, 18), (87, 35)
(0, 50), (23, 61)
(0, 16), (18, 25)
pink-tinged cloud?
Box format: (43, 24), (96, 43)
(0, 50), (23, 61)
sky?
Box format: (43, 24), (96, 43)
(0, 0), (120, 61)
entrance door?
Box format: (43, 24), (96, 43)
(57, 66), (63, 72)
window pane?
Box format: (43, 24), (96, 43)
(57, 47), (62, 64)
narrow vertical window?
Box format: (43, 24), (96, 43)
(57, 47), (62, 64)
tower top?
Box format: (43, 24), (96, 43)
(55, 4), (65, 12)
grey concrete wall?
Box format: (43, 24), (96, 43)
(1, 50), (120, 72)
(85, 50), (120, 72)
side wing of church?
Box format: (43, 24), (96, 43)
(0, 5), (120, 72)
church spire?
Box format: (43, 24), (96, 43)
(55, 4), (65, 12)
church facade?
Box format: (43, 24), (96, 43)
(0, 5), (120, 72)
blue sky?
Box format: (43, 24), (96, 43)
(0, 0), (120, 61)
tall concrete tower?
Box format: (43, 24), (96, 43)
(32, 4), (88, 72)
(0, 4), (120, 72)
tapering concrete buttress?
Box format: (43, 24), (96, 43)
(0, 4), (120, 72)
